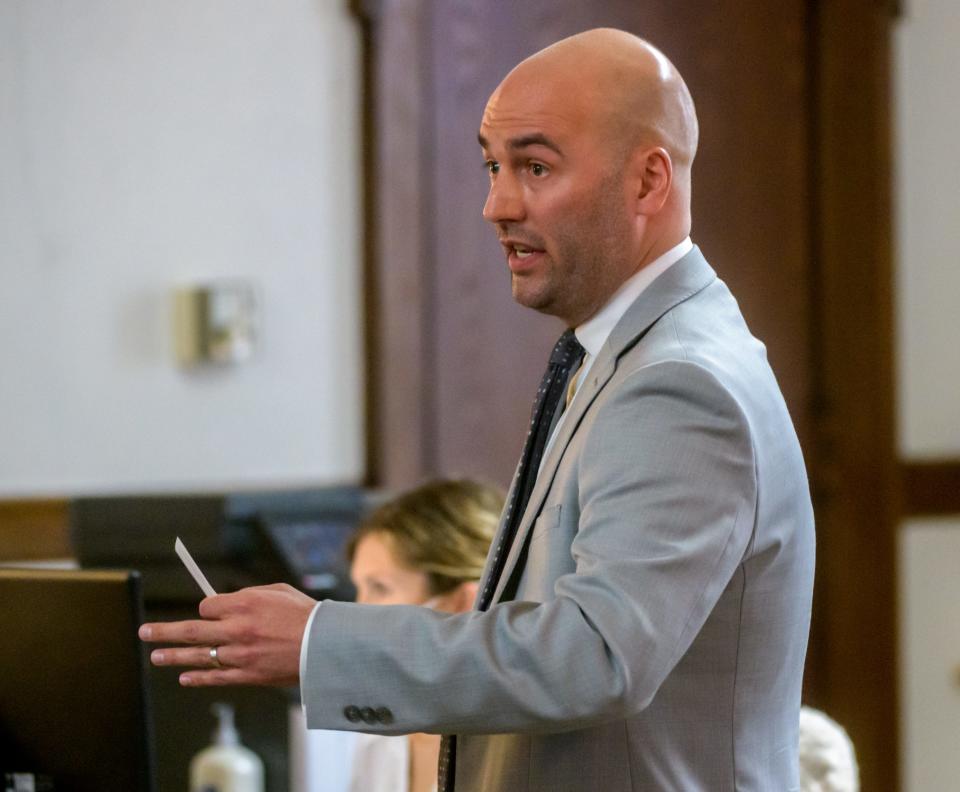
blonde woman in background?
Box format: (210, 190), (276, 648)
(345, 479), (503, 792)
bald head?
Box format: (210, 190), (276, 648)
(478, 29), (700, 325)
(497, 28), (698, 183)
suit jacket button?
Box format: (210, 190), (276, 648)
(360, 706), (377, 724)
(343, 705), (362, 723)
(375, 707), (394, 725)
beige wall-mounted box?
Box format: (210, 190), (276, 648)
(174, 282), (258, 366)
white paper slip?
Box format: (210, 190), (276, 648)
(174, 537), (218, 598)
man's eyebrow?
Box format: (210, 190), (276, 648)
(477, 132), (563, 156)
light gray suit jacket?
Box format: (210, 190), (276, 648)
(304, 248), (815, 791)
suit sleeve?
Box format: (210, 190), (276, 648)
(302, 360), (757, 735)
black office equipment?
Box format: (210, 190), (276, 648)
(70, 487), (370, 602)
(232, 487), (366, 601)
(0, 568), (156, 792)
(66, 486), (374, 790)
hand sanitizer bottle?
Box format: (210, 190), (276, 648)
(189, 703), (265, 792)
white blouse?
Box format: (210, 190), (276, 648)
(347, 733), (437, 792)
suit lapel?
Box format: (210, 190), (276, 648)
(484, 247), (717, 606)
(489, 350), (617, 603)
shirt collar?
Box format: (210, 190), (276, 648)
(575, 237), (693, 357)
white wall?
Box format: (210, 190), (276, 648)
(0, 1), (364, 495)
(894, 0), (960, 459)
(899, 519), (960, 792)
(894, 2), (960, 789)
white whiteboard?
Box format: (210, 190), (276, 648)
(0, 1), (364, 495)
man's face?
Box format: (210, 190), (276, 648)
(478, 76), (639, 327)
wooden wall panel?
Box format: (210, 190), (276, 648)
(806, 1), (899, 789)
(0, 500), (71, 561)
(901, 462), (960, 516)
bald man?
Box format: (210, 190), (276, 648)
(142, 29), (815, 791)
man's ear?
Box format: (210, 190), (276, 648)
(630, 146), (673, 216)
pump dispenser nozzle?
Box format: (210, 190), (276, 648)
(189, 702), (264, 792)
(211, 703), (240, 747)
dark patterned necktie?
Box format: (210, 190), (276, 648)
(437, 328), (585, 792)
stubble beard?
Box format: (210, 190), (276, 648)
(512, 178), (632, 327)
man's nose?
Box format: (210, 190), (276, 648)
(482, 174), (525, 224)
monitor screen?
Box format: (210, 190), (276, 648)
(0, 569), (156, 792)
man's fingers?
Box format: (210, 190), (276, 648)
(197, 585), (284, 619)
(256, 582), (296, 592)
(139, 619), (225, 645)
(197, 591), (246, 619)
(178, 668), (254, 687)
(150, 645), (226, 668)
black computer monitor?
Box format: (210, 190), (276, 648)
(0, 569), (156, 792)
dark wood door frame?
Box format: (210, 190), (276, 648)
(355, 0), (436, 489)
(804, 2), (900, 789)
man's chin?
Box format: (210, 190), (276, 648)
(512, 282), (572, 324)
(511, 277), (551, 312)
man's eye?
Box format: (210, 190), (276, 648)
(485, 160), (500, 175)
(529, 163), (547, 177)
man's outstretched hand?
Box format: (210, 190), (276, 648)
(139, 583), (317, 688)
